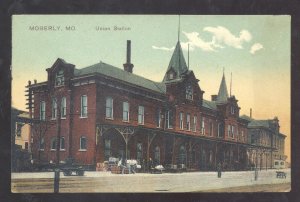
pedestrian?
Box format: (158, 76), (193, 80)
(149, 158), (153, 173)
(118, 158), (126, 174)
(217, 162), (222, 178)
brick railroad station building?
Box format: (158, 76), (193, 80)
(26, 39), (287, 171)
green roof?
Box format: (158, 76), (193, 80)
(163, 41), (188, 82)
(216, 73), (229, 103)
(74, 61), (166, 94)
(202, 100), (217, 110)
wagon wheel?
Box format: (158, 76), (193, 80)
(77, 170), (84, 176)
(63, 170), (71, 176)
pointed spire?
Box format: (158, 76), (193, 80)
(163, 41), (188, 82)
(217, 72), (229, 103)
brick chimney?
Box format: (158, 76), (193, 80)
(250, 108), (252, 118)
(123, 40), (134, 73)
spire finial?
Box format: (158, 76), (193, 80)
(223, 67), (225, 75)
(230, 72), (232, 97)
(178, 15), (181, 42)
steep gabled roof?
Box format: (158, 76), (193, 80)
(216, 73), (229, 103)
(163, 41), (188, 82)
(74, 61), (166, 94)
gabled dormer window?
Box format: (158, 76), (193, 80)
(186, 85), (193, 100)
(169, 72), (174, 80)
(55, 70), (65, 86)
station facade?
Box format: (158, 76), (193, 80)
(27, 40), (286, 171)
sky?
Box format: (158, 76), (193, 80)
(12, 15), (291, 162)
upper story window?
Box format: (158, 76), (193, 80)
(209, 122), (213, 136)
(61, 97), (67, 118)
(186, 85), (193, 100)
(40, 101), (46, 120)
(231, 106), (235, 114)
(201, 117), (205, 135)
(193, 116), (197, 132)
(105, 97), (113, 119)
(169, 72), (174, 80)
(55, 70), (65, 86)
(186, 113), (191, 131)
(231, 125), (235, 138)
(179, 112), (184, 130)
(16, 122), (24, 137)
(166, 110), (173, 129)
(51, 98), (57, 119)
(156, 109), (161, 128)
(80, 136), (87, 151)
(80, 95), (88, 117)
(217, 123), (221, 137)
(138, 106), (144, 125)
(122, 102), (129, 122)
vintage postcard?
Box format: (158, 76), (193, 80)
(11, 15), (290, 193)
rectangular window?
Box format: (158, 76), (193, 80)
(179, 112), (184, 129)
(24, 142), (29, 150)
(156, 109), (161, 128)
(61, 97), (67, 118)
(122, 102), (129, 121)
(138, 106), (145, 125)
(218, 123), (221, 137)
(167, 110), (173, 129)
(16, 122), (24, 137)
(105, 97), (113, 119)
(193, 116), (197, 132)
(201, 117), (205, 135)
(231, 125), (235, 138)
(81, 95), (88, 117)
(209, 122), (213, 136)
(104, 139), (111, 160)
(51, 98), (57, 119)
(227, 125), (231, 137)
(60, 137), (65, 150)
(40, 101), (46, 120)
(51, 137), (57, 150)
(186, 113), (190, 131)
(80, 136), (87, 150)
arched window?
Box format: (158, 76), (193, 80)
(55, 70), (65, 86)
(186, 85), (193, 100)
(154, 146), (160, 165)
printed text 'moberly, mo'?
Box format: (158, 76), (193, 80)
(28, 26), (76, 31)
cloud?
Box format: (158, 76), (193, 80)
(153, 26), (258, 53)
(152, 45), (174, 51)
(182, 31), (216, 52)
(204, 26), (252, 49)
(250, 43), (263, 54)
